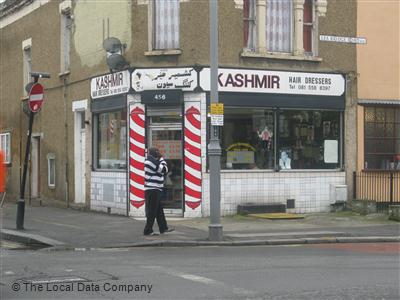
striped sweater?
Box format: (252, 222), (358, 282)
(144, 155), (168, 191)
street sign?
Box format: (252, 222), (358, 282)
(210, 103), (224, 115)
(28, 83), (44, 113)
(210, 103), (224, 126)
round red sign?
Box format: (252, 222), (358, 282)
(28, 83), (44, 113)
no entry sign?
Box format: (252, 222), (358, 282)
(28, 83), (44, 113)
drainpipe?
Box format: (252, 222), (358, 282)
(62, 77), (69, 207)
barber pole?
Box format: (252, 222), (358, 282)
(184, 105), (202, 210)
(129, 105), (146, 211)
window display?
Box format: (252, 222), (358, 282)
(278, 110), (341, 169)
(221, 108), (275, 170)
(96, 109), (127, 169)
(219, 108), (342, 170)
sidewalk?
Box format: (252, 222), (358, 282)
(1, 202), (399, 250)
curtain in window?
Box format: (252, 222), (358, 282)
(266, 0), (292, 52)
(243, 0), (256, 50)
(303, 0), (313, 53)
(154, 0), (179, 50)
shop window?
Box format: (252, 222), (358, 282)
(152, 0), (180, 50)
(94, 109), (127, 170)
(278, 110), (341, 169)
(0, 132), (11, 164)
(364, 107), (400, 170)
(221, 108), (275, 170)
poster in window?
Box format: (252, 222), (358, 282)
(324, 140), (338, 163)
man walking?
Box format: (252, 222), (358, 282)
(143, 147), (174, 235)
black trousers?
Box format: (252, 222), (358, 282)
(143, 189), (168, 235)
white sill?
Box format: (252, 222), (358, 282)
(58, 70), (71, 77)
(241, 50), (322, 62)
(144, 49), (182, 56)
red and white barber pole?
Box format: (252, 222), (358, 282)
(184, 104), (202, 215)
(129, 105), (146, 216)
(28, 83), (44, 113)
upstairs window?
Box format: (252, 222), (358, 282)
(243, 0), (256, 50)
(60, 9), (72, 73)
(266, 0), (292, 53)
(303, 0), (314, 54)
(243, 0), (325, 57)
(153, 0), (180, 50)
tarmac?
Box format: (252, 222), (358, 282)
(1, 202), (399, 250)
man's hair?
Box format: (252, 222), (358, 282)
(148, 147), (161, 159)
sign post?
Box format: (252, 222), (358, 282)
(208, 0), (223, 241)
(17, 75), (48, 230)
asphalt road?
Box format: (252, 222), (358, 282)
(1, 243), (399, 300)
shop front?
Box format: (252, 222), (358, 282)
(90, 67), (347, 217)
(90, 70), (131, 215)
(198, 68), (347, 215)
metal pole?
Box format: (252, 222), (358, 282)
(208, 0), (223, 241)
(16, 110), (34, 230)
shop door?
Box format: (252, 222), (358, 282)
(149, 124), (183, 216)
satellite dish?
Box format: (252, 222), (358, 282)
(103, 37), (122, 53)
(106, 53), (128, 71)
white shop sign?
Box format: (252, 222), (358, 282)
(90, 70), (130, 99)
(199, 68), (345, 96)
(132, 68), (197, 92)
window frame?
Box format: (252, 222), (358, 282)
(242, 0), (321, 59)
(0, 132), (11, 165)
(47, 153), (56, 188)
(60, 8), (72, 73)
(363, 106), (400, 171)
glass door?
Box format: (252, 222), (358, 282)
(149, 123), (183, 215)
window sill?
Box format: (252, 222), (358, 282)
(241, 50), (322, 62)
(144, 49), (182, 56)
(58, 70), (70, 77)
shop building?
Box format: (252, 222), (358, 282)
(1, 0), (359, 216)
(89, 67), (346, 217)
